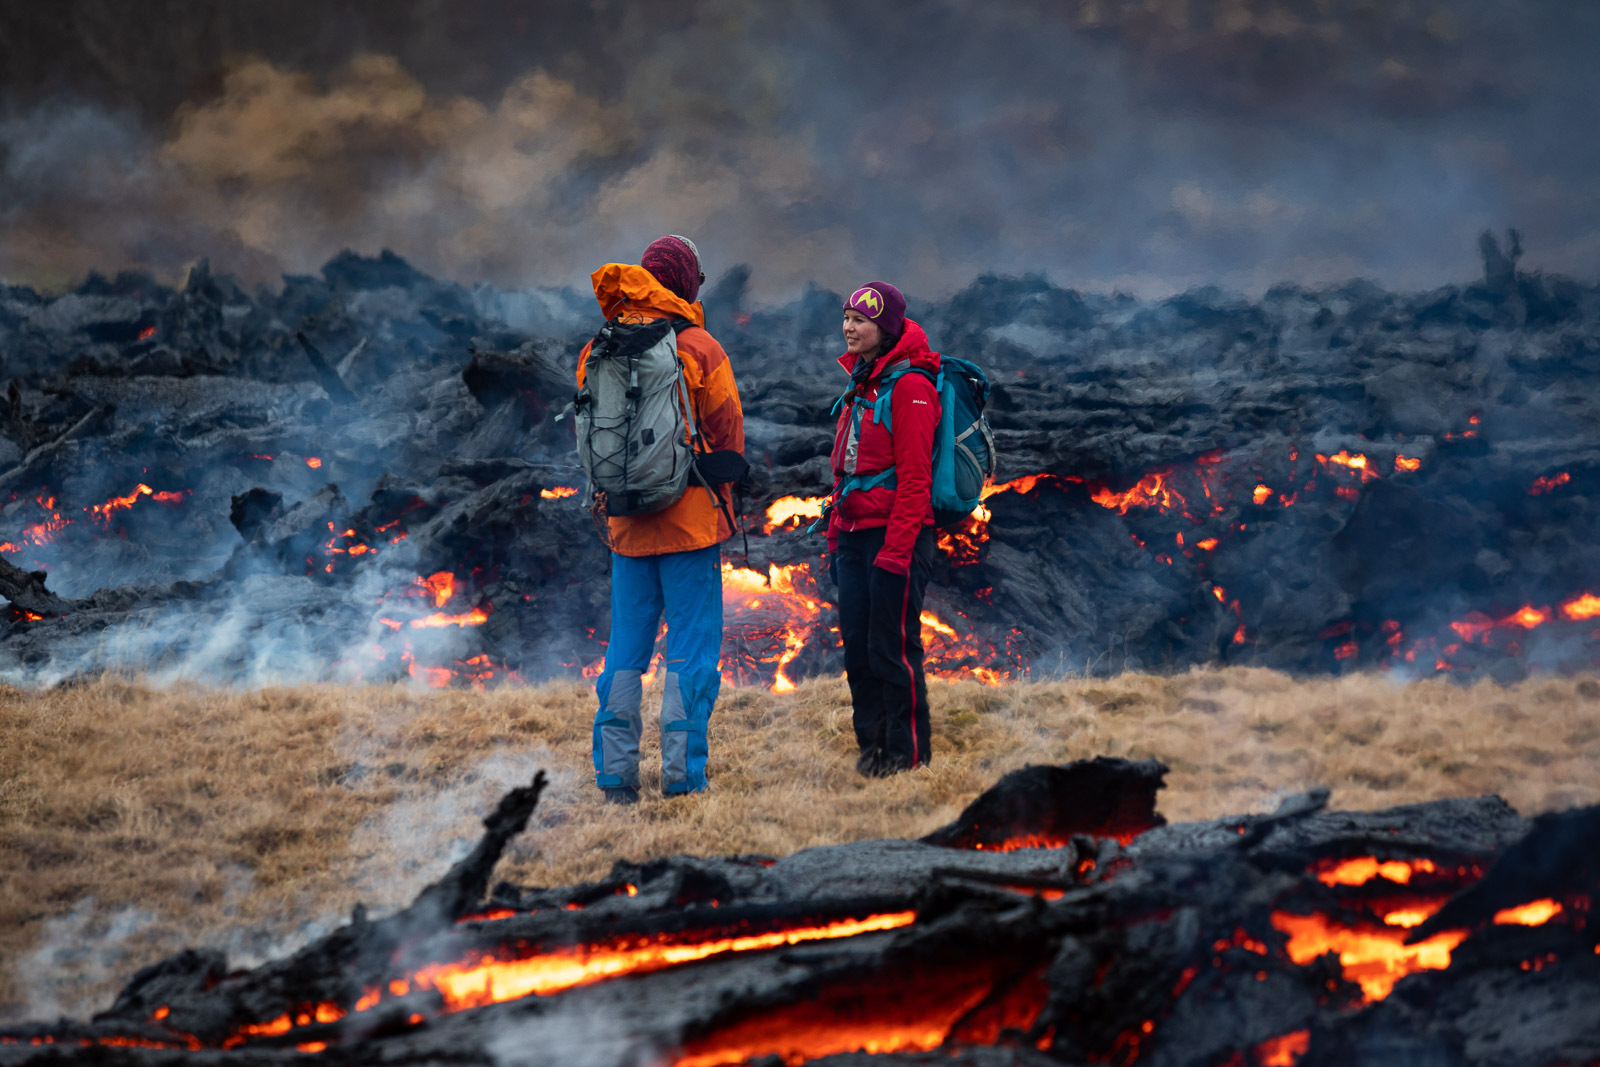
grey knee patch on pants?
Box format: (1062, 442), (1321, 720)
(599, 669), (644, 788)
(660, 671), (689, 788)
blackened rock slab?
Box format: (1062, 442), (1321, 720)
(921, 757), (1169, 849)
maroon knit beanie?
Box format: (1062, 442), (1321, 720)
(844, 281), (906, 344)
(641, 235), (703, 302)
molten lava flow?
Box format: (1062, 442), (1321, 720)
(410, 911), (915, 1012)
(407, 605), (492, 629)
(1506, 605), (1547, 628)
(1271, 912), (1465, 1001)
(1315, 856), (1436, 887)
(1562, 594), (1600, 621)
(1394, 456), (1421, 472)
(936, 507), (989, 564)
(929, 472), (1074, 565)
(306, 457), (322, 469)
(722, 562), (823, 692)
(1254, 1029), (1310, 1066)
(1493, 899), (1562, 926)
(669, 958), (1047, 1067)
(540, 486), (579, 500)
(1318, 451), (1381, 482)
(222, 1005), (346, 1049)
(1092, 469), (1183, 514)
(418, 571), (455, 607)
(88, 484), (191, 521)
(763, 496), (827, 533)
(2, 484), (193, 560)
(1282, 854), (1471, 999)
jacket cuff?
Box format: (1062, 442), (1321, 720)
(872, 554), (910, 576)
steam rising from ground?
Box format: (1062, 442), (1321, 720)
(2, 0), (1598, 297)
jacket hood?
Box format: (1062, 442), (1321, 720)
(836, 318), (938, 377)
(591, 263), (706, 327)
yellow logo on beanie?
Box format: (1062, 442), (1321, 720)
(851, 286), (884, 317)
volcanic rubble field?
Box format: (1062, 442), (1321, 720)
(1, 758), (1597, 1066)
(1, 233), (1598, 688)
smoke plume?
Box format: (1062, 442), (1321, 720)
(3, 0), (1598, 298)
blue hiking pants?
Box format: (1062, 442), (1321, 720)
(593, 544), (723, 794)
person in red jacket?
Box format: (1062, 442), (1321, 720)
(826, 281), (941, 775)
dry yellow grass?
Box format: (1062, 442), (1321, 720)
(3, 668), (1599, 1023)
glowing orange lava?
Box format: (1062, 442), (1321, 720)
(1315, 856), (1436, 887)
(1562, 593), (1600, 621)
(408, 606), (491, 629)
(1255, 1029), (1310, 1066)
(669, 959), (1045, 1067)
(223, 1005), (345, 1049)
(1091, 470), (1183, 514)
(540, 486), (579, 500)
(1506, 605), (1547, 628)
(763, 496), (827, 533)
(722, 562), (822, 692)
(1493, 899), (1562, 926)
(1271, 912), (1463, 1001)
(412, 912), (915, 1012)
(417, 571), (456, 607)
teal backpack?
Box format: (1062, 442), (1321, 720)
(814, 356), (998, 530)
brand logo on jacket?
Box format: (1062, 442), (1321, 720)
(850, 287), (884, 317)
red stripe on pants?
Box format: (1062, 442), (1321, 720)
(897, 572), (919, 766)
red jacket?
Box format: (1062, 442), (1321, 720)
(826, 319), (941, 574)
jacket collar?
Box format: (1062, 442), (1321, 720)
(591, 263), (706, 327)
(837, 318), (938, 378)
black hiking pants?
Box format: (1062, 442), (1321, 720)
(834, 525), (935, 773)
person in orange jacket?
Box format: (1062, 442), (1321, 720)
(578, 236), (744, 803)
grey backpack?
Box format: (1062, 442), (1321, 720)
(575, 316), (698, 516)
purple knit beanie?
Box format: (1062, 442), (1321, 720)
(641, 235), (703, 302)
(844, 281), (906, 343)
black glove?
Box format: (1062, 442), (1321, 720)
(694, 450), (750, 486)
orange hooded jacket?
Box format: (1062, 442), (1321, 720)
(576, 263), (745, 557)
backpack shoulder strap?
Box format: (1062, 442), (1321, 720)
(871, 363), (941, 425)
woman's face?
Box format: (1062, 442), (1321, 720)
(842, 309), (883, 356)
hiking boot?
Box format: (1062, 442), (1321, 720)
(855, 752), (886, 778)
(603, 786), (640, 805)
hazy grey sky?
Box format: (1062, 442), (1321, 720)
(3, 0), (1596, 298)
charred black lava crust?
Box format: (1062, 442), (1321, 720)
(2, 758), (1596, 1067)
(3, 237), (1600, 685)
